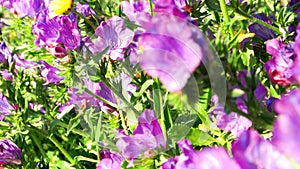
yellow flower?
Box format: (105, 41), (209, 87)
(49, 0), (72, 17)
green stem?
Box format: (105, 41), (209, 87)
(72, 10), (97, 30)
(57, 121), (90, 137)
(49, 134), (75, 165)
(101, 78), (140, 115)
(231, 7), (281, 34)
(219, 0), (234, 37)
(29, 132), (48, 160)
(84, 88), (118, 109)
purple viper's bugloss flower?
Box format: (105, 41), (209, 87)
(289, 0), (300, 13)
(232, 129), (293, 169)
(39, 61), (64, 84)
(97, 149), (124, 169)
(86, 16), (134, 60)
(0, 139), (22, 165)
(265, 39), (295, 86)
(292, 23), (300, 83)
(46, 45), (68, 58)
(248, 13), (276, 41)
(137, 12), (204, 92)
(116, 110), (165, 159)
(254, 82), (268, 102)
(32, 12), (81, 50)
(0, 93), (13, 121)
(273, 89), (300, 164)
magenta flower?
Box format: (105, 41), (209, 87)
(32, 12), (81, 51)
(39, 61), (64, 84)
(97, 149), (124, 169)
(116, 110), (165, 159)
(0, 93), (13, 121)
(46, 45), (68, 58)
(0, 42), (13, 64)
(0, 0), (47, 18)
(0, 139), (22, 165)
(273, 89), (300, 164)
(211, 95), (252, 137)
(1, 69), (13, 81)
(137, 12), (203, 92)
(265, 39), (295, 86)
(86, 16), (134, 60)
(232, 129), (292, 169)
(120, 0), (150, 21)
(76, 3), (96, 17)
(161, 139), (240, 169)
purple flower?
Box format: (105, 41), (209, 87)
(137, 12), (203, 92)
(0, 0), (47, 18)
(248, 13), (276, 41)
(211, 95), (252, 137)
(292, 24), (300, 83)
(86, 16), (134, 60)
(76, 3), (96, 17)
(1, 69), (13, 81)
(161, 139), (240, 169)
(0, 42), (13, 64)
(39, 61), (64, 84)
(12, 0), (46, 18)
(289, 0), (300, 13)
(254, 82), (267, 102)
(14, 55), (37, 69)
(116, 110), (165, 159)
(265, 39), (295, 86)
(120, 0), (150, 21)
(273, 89), (300, 163)
(232, 129), (292, 169)
(32, 12), (81, 50)
(97, 149), (124, 169)
(68, 79), (100, 109)
(0, 93), (13, 121)
(0, 138), (22, 165)
(266, 97), (278, 112)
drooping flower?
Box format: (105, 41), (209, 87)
(0, 93), (14, 121)
(273, 89), (300, 164)
(137, 12), (204, 92)
(49, 0), (72, 17)
(232, 129), (293, 169)
(116, 110), (165, 159)
(0, 139), (22, 165)
(265, 39), (295, 86)
(85, 16), (134, 60)
(97, 149), (124, 169)
(39, 61), (64, 84)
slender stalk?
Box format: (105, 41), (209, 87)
(84, 88), (118, 109)
(231, 7), (281, 34)
(49, 134), (75, 164)
(219, 0), (234, 37)
(29, 132), (48, 160)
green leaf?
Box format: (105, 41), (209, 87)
(186, 128), (214, 146)
(133, 79), (154, 98)
(167, 124), (190, 143)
